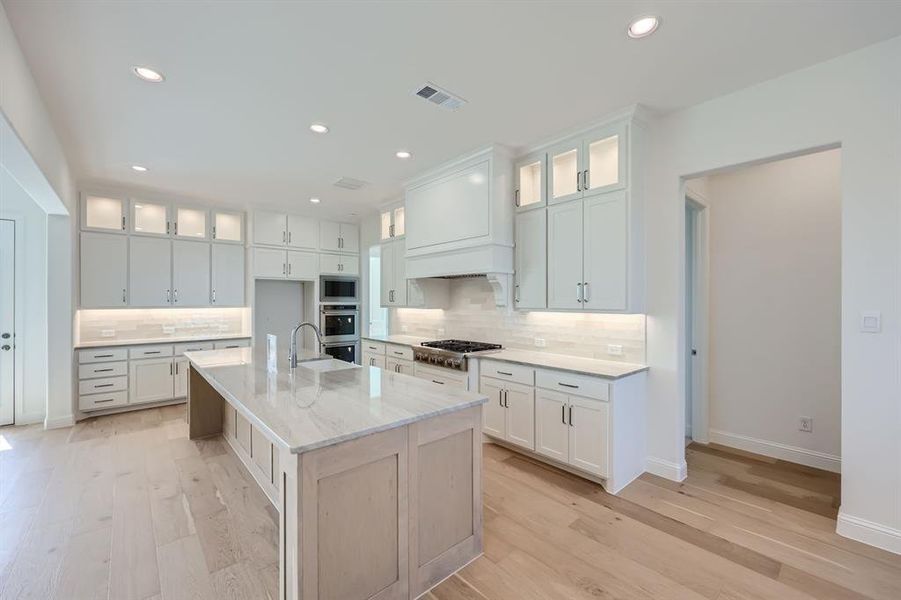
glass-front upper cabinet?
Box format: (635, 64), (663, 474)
(174, 206), (208, 239)
(547, 141), (582, 205)
(514, 152), (546, 211)
(212, 210), (244, 243)
(131, 199), (170, 236)
(582, 122), (627, 196)
(82, 195), (127, 232)
(379, 204), (405, 240)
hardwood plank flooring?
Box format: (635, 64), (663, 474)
(1, 408), (898, 599)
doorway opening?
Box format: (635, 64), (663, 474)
(368, 246), (387, 337)
(0, 219), (15, 426)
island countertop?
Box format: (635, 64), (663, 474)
(184, 347), (488, 454)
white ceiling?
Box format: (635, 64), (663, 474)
(5, 1), (901, 220)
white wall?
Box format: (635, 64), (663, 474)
(645, 36), (901, 552)
(700, 149), (841, 468)
(254, 280), (305, 361)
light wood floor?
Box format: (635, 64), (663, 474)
(1, 407), (899, 600)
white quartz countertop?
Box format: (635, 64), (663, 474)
(74, 334), (251, 349)
(362, 334), (435, 347)
(184, 348), (488, 454)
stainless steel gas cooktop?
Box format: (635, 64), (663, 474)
(414, 339), (502, 372)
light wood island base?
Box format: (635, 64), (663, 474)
(188, 365), (484, 600)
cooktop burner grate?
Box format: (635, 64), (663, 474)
(421, 340), (502, 354)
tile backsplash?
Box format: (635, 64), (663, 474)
(390, 277), (646, 363)
(77, 308), (251, 345)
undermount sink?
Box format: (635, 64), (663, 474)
(297, 358), (360, 372)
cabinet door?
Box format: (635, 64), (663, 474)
(380, 241), (395, 306)
(82, 195), (126, 232)
(129, 358), (175, 404)
(504, 383), (535, 450)
(253, 211), (287, 246)
(514, 209), (547, 309)
(172, 240), (210, 306)
(363, 351), (386, 369)
(80, 232), (128, 307)
(253, 247), (286, 279)
(568, 396), (609, 477)
(212, 211), (244, 243)
(392, 207), (405, 238)
(131, 200), (170, 237)
(392, 239), (407, 306)
(212, 244), (245, 306)
(380, 210), (393, 241)
(339, 223), (359, 253)
(174, 207), (208, 240)
(547, 202), (583, 309)
(319, 221), (341, 252)
(480, 378), (506, 439)
(340, 255), (359, 276)
(287, 214), (318, 249)
(174, 358), (189, 398)
(582, 191), (627, 311)
(514, 153), (546, 211)
(129, 236), (172, 306)
(547, 140), (582, 205)
(319, 253), (341, 275)
(287, 251), (318, 280)
(582, 123), (626, 196)
(535, 389), (569, 463)
(395, 358), (414, 376)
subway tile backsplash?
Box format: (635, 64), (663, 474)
(390, 277), (646, 363)
(77, 307), (251, 345)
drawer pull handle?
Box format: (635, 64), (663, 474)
(561, 404), (566, 424)
(368, 346), (377, 350)
(558, 382), (579, 389)
(392, 351), (404, 356)
(431, 380), (445, 385)
(95, 398), (115, 404)
(94, 368), (114, 373)
(95, 354), (114, 358)
(496, 370), (513, 376)
(95, 383), (114, 388)
(144, 351), (161, 355)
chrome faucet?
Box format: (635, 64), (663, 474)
(289, 322), (323, 368)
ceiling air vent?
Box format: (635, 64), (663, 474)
(333, 177), (368, 190)
(413, 82), (467, 111)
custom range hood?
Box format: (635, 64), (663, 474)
(402, 146), (514, 306)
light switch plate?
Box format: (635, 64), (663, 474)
(400, 325), (409, 333)
(534, 337), (546, 348)
(101, 329), (115, 338)
(861, 311), (881, 333)
(607, 344), (624, 356)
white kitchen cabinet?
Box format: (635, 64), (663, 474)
(80, 232), (128, 307)
(172, 240), (210, 306)
(548, 140), (582, 205)
(480, 376), (535, 451)
(583, 191), (627, 311)
(380, 204), (405, 240)
(480, 378), (506, 439)
(253, 210), (288, 246)
(252, 247), (288, 279)
(129, 357), (175, 405)
(514, 152), (546, 211)
(319, 253), (359, 275)
(174, 357), (189, 398)
(174, 206), (208, 240)
(129, 236), (173, 307)
(548, 122), (626, 206)
(514, 209), (546, 309)
(535, 389), (569, 463)
(414, 363), (468, 389)
(212, 243), (245, 306)
(385, 356), (414, 376)
(212, 210), (244, 243)
(380, 239), (407, 306)
(287, 214), (318, 249)
(363, 351), (386, 369)
(568, 395), (609, 477)
(82, 195), (127, 233)
(131, 199), (170, 237)
(214, 339), (250, 349)
(287, 251), (318, 280)
(320, 221), (358, 253)
(547, 201), (583, 310)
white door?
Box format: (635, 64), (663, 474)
(0, 220), (14, 425)
(568, 396), (609, 477)
(534, 389), (569, 463)
(547, 201), (583, 309)
(392, 239), (407, 306)
(172, 240), (210, 306)
(339, 223), (359, 253)
(287, 251), (318, 280)
(504, 383), (535, 450)
(380, 241), (395, 306)
(480, 378), (506, 439)
(582, 191), (627, 311)
(80, 232), (128, 307)
(212, 244), (245, 306)
(514, 209), (547, 309)
(287, 214), (318, 249)
(253, 247), (287, 279)
(174, 357), (189, 397)
(319, 221), (341, 252)
(547, 140), (583, 205)
(129, 236), (172, 307)
(129, 358), (175, 404)
(253, 211), (287, 246)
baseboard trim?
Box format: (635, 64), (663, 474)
(708, 429), (840, 473)
(14, 412), (45, 426)
(837, 509), (901, 555)
(645, 456), (687, 482)
(44, 414), (75, 429)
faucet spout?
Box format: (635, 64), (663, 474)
(289, 322), (323, 368)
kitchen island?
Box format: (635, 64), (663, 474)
(184, 348), (488, 600)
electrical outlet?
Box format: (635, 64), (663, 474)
(534, 337), (546, 348)
(101, 329), (116, 338)
(799, 417), (813, 433)
(607, 344), (624, 357)
(400, 325), (409, 333)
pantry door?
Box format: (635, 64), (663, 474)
(0, 220), (15, 425)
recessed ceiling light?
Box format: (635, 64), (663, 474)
(310, 123), (329, 134)
(132, 66), (165, 82)
(395, 150), (412, 159)
(627, 16), (660, 39)
(131, 165), (148, 172)
(309, 197), (321, 204)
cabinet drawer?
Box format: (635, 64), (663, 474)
(362, 340), (386, 355)
(79, 391), (128, 412)
(79, 376), (128, 395)
(536, 368), (609, 401)
(385, 344), (413, 361)
(480, 359), (534, 386)
(78, 347), (128, 364)
(214, 339), (250, 350)
(78, 361), (128, 380)
(129, 345), (174, 359)
(414, 364), (468, 388)
(174, 341), (214, 356)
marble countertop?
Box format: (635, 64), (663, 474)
(75, 334), (252, 349)
(184, 348), (488, 454)
(362, 334), (435, 347)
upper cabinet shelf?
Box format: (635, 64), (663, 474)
(380, 203), (405, 241)
(82, 195), (127, 233)
(548, 122), (627, 206)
